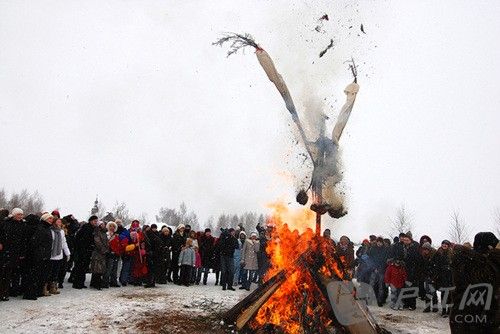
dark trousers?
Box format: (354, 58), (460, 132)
(119, 256), (131, 285)
(49, 259), (62, 282)
(0, 256), (12, 299)
(370, 269), (386, 304)
(58, 256), (68, 285)
(10, 257), (23, 296)
(145, 256), (156, 287)
(220, 255), (234, 288)
(90, 273), (102, 289)
(72, 253), (91, 288)
(104, 254), (119, 287)
(179, 265), (192, 286)
(242, 269), (257, 290)
(197, 267), (211, 284)
(171, 253), (180, 283)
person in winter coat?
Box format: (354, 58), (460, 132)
(449, 232), (499, 334)
(21, 214), (41, 295)
(48, 218), (70, 295)
(129, 221), (147, 286)
(115, 219), (125, 235)
(212, 237), (221, 285)
(72, 215), (98, 289)
(384, 260), (408, 310)
(118, 224), (134, 286)
(90, 221), (110, 290)
(103, 222), (122, 288)
(367, 237), (389, 306)
(256, 223), (272, 284)
(187, 230), (200, 284)
(240, 232), (260, 291)
(0, 208), (27, 300)
(336, 236), (355, 273)
(234, 231), (246, 285)
(394, 233), (422, 310)
(356, 239), (370, 258)
(63, 214), (80, 284)
(198, 228), (215, 285)
(171, 224), (187, 284)
(178, 238), (195, 287)
(420, 242), (438, 313)
(24, 213), (54, 299)
(219, 228), (239, 291)
(417, 234), (433, 299)
(144, 224), (162, 288)
(158, 226), (172, 284)
(432, 239), (454, 317)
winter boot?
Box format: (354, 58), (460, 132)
(49, 282), (60, 295)
(423, 306), (431, 313)
(42, 283), (51, 296)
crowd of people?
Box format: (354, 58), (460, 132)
(329, 229), (499, 332)
(1, 207), (498, 332)
(0, 207), (270, 302)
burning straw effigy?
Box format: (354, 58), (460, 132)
(214, 33), (387, 334)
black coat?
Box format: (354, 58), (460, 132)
(219, 233), (238, 258)
(159, 233), (172, 265)
(0, 217), (28, 259)
(172, 232), (186, 256)
(199, 234), (215, 268)
(432, 247), (453, 288)
(145, 230), (162, 259)
(74, 223), (95, 258)
(367, 245), (389, 271)
(392, 241), (422, 282)
(30, 221), (53, 261)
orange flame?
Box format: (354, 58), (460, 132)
(251, 201), (346, 333)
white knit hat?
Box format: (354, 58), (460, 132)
(11, 208), (24, 216)
(40, 213), (53, 222)
(177, 224), (185, 230)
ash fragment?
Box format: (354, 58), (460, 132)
(319, 39), (334, 58)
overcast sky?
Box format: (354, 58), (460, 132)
(1, 1), (499, 244)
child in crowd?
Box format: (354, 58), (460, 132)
(384, 259), (407, 310)
(178, 239), (195, 287)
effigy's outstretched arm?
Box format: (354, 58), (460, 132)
(213, 33), (314, 164)
(332, 82), (360, 144)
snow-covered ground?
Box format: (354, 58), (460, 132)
(0, 275), (450, 333)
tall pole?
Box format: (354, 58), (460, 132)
(315, 211), (321, 237)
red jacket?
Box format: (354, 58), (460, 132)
(384, 263), (407, 288)
(109, 234), (122, 256)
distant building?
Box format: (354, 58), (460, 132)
(91, 196), (99, 216)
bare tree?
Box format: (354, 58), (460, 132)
(390, 204), (413, 237)
(112, 201), (130, 224)
(448, 210), (470, 244)
(0, 188), (44, 214)
(138, 212), (149, 225)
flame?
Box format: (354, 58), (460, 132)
(251, 201), (346, 333)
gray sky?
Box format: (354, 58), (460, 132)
(1, 1), (499, 244)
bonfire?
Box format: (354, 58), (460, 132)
(214, 33), (386, 334)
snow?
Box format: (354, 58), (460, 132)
(0, 274), (450, 333)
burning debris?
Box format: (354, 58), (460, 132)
(314, 14), (329, 33)
(360, 24), (366, 34)
(213, 33), (360, 221)
(319, 39), (334, 58)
